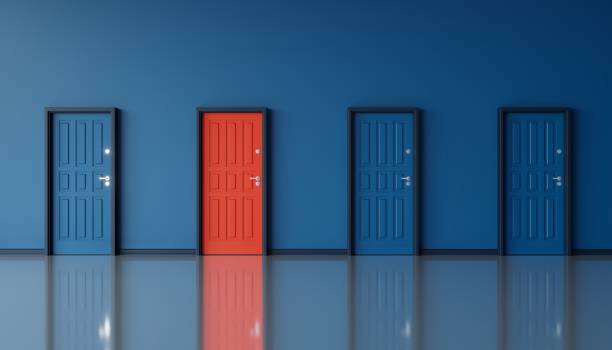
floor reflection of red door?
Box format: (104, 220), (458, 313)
(202, 256), (264, 350)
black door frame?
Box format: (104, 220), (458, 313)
(347, 107), (421, 255)
(498, 107), (572, 256)
(196, 107), (269, 255)
(45, 107), (119, 255)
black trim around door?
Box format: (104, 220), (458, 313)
(45, 107), (119, 255)
(196, 107), (269, 255)
(347, 107), (421, 255)
(498, 107), (572, 256)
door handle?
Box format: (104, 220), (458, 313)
(552, 176), (562, 181)
(98, 176), (111, 187)
(250, 176), (261, 187)
(400, 176), (411, 181)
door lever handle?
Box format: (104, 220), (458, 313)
(552, 176), (562, 181)
(250, 176), (261, 181)
(99, 176), (110, 181)
(400, 176), (411, 181)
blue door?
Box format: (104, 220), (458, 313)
(352, 111), (416, 254)
(504, 112), (566, 255)
(52, 112), (113, 254)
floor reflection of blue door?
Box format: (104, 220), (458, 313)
(353, 112), (415, 255)
(51, 257), (114, 350)
(53, 113), (112, 254)
(503, 257), (567, 350)
(352, 257), (416, 350)
(504, 112), (566, 254)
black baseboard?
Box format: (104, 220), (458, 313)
(269, 249), (347, 255)
(0, 249), (46, 255)
(421, 249), (498, 255)
(119, 249), (196, 255)
(573, 249), (612, 255)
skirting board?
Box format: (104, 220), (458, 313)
(421, 249), (498, 255)
(269, 249), (347, 255)
(573, 249), (612, 255)
(119, 249), (196, 255)
(0, 249), (46, 255)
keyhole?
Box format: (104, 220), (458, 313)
(104, 181), (110, 187)
(556, 149), (562, 155)
(104, 148), (111, 155)
(405, 149), (411, 155)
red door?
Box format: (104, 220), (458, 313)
(202, 112), (264, 254)
(202, 256), (264, 350)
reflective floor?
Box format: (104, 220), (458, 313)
(1, 255), (611, 349)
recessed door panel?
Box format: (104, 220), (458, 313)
(52, 113), (113, 254)
(503, 112), (566, 255)
(202, 256), (264, 350)
(202, 112), (264, 254)
(352, 112), (415, 254)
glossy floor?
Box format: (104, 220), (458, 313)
(1, 255), (610, 350)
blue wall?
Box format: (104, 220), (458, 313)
(1, 0), (611, 250)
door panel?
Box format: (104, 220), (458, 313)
(53, 113), (112, 254)
(504, 113), (566, 255)
(202, 256), (264, 350)
(353, 112), (415, 254)
(202, 112), (264, 254)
